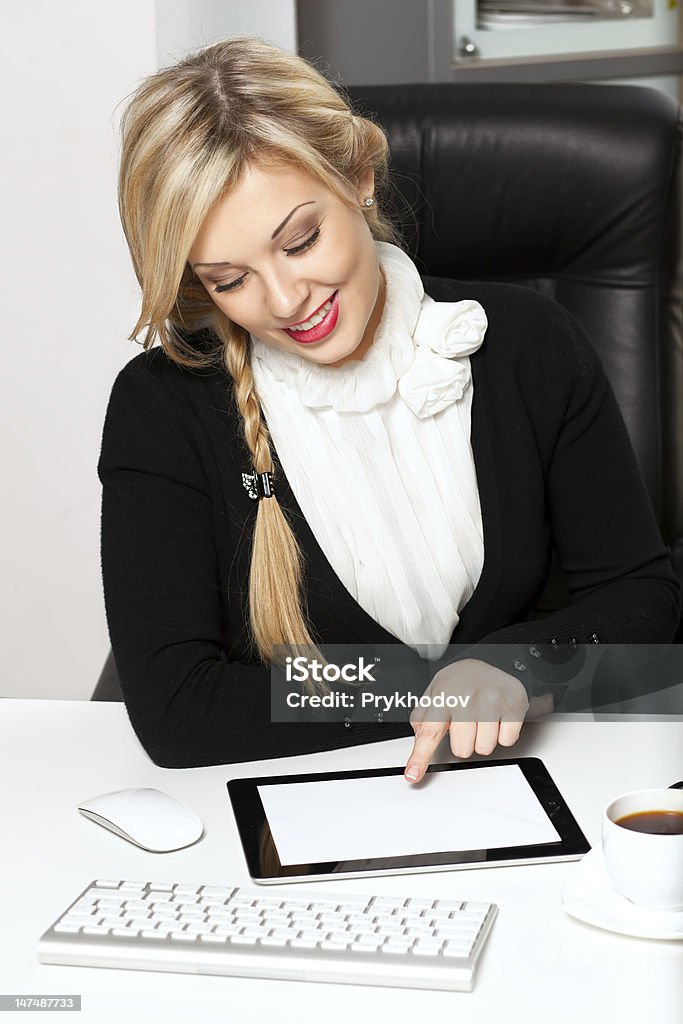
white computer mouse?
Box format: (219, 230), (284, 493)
(77, 788), (204, 853)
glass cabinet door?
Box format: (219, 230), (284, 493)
(453, 0), (680, 62)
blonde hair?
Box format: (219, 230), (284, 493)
(117, 36), (400, 666)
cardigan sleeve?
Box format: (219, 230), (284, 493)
(433, 299), (681, 708)
(98, 355), (408, 768)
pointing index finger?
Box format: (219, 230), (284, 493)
(404, 723), (449, 783)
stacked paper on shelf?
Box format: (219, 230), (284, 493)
(477, 0), (652, 28)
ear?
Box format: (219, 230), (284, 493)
(358, 166), (375, 201)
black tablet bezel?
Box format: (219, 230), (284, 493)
(227, 757), (590, 882)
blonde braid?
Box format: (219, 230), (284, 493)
(221, 325), (322, 671)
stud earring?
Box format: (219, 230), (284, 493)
(363, 196), (375, 207)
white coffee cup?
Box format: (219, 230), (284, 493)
(602, 788), (683, 911)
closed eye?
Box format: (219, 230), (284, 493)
(285, 225), (320, 256)
(215, 274), (247, 294)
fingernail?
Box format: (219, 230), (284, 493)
(406, 765), (420, 781)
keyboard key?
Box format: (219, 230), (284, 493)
(372, 897), (406, 910)
(202, 887), (237, 899)
(454, 911), (488, 923)
(350, 940), (381, 953)
(260, 935), (290, 947)
(88, 888), (128, 900)
(290, 937), (319, 950)
(412, 940), (443, 956)
(100, 916), (125, 929)
(428, 908), (458, 922)
(183, 923), (215, 935)
(212, 924), (242, 937)
(123, 900), (149, 913)
(240, 926), (269, 938)
(61, 911), (98, 923)
(94, 880), (122, 888)
(281, 899), (315, 911)
(436, 919), (480, 933)
(151, 914), (179, 926)
(290, 918), (319, 932)
(435, 930), (479, 947)
(344, 913), (369, 926)
(206, 911), (234, 924)
(382, 940), (412, 954)
(442, 940), (474, 957)
(262, 913), (290, 926)
(127, 917), (152, 930)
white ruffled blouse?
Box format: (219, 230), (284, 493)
(250, 242), (487, 660)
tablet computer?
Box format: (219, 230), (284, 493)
(227, 757), (590, 884)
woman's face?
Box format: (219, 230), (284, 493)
(188, 161), (385, 367)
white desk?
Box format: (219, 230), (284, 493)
(2, 699), (682, 1023)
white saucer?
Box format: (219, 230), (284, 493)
(562, 846), (683, 940)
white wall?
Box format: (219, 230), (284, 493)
(0, 0), (296, 700)
(156, 0), (297, 63)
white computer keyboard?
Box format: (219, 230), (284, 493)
(38, 879), (497, 992)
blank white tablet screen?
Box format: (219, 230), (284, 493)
(257, 764), (561, 865)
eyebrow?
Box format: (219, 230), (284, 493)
(191, 201), (316, 271)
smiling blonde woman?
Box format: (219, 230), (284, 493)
(100, 37), (680, 770)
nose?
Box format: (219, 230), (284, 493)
(261, 264), (309, 322)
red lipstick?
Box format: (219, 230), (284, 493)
(283, 291), (339, 345)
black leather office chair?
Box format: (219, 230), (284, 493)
(93, 81), (683, 701)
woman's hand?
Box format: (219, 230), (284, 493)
(404, 658), (553, 783)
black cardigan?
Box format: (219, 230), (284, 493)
(98, 278), (680, 768)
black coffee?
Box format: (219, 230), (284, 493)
(615, 810), (683, 835)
